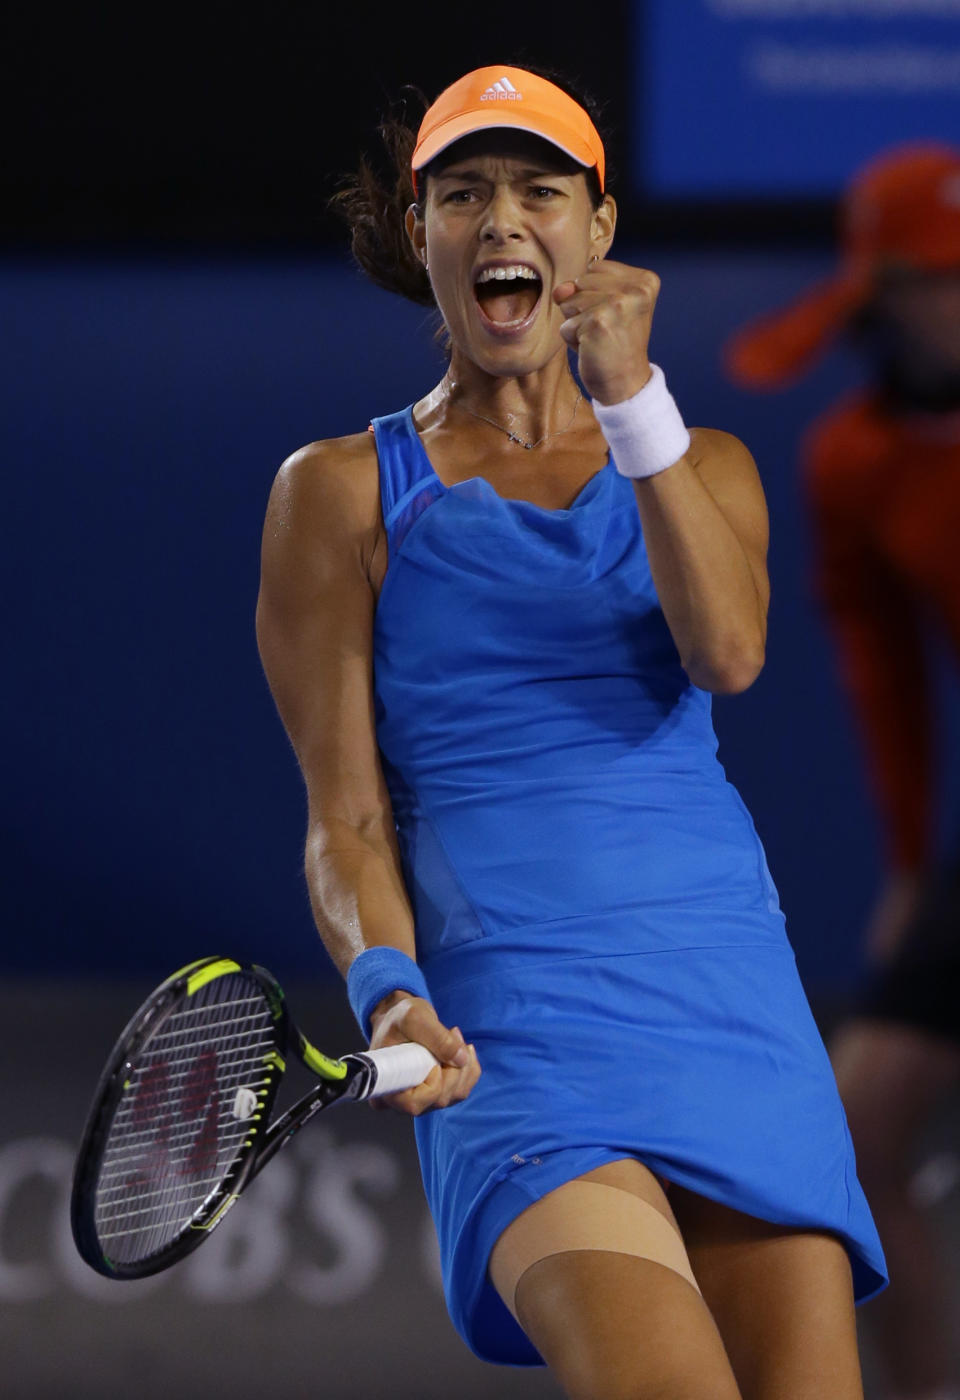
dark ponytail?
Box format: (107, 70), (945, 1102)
(328, 87), (435, 307)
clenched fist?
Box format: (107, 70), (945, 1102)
(554, 259), (660, 406)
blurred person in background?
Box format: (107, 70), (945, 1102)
(726, 143), (960, 1400)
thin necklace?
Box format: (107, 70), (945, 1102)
(443, 377), (583, 450)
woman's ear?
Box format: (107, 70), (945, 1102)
(405, 204), (428, 268)
(590, 194), (617, 262)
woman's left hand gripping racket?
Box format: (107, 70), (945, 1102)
(71, 956), (437, 1279)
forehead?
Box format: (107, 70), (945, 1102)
(426, 129), (585, 181)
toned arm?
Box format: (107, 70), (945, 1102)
(630, 427), (770, 694)
(255, 433), (416, 975)
(255, 434), (479, 1111)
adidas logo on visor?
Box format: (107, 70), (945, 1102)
(481, 76), (522, 101)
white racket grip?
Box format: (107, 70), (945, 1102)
(363, 1043), (439, 1098)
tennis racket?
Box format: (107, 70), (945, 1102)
(71, 955), (437, 1280)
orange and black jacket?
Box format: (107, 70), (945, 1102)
(804, 394), (960, 871)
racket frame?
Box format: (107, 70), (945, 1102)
(71, 956), (371, 1280)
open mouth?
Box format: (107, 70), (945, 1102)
(474, 264), (543, 329)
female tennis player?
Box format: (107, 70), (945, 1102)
(256, 65), (887, 1399)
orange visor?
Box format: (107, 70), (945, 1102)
(411, 66), (605, 199)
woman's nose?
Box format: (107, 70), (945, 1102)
(479, 188), (524, 243)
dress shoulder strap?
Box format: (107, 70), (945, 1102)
(370, 406), (445, 554)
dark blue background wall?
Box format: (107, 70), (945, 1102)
(7, 249), (956, 990)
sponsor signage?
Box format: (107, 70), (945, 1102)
(639, 0), (960, 196)
(0, 982), (557, 1400)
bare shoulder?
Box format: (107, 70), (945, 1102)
(687, 426), (758, 477)
(260, 430), (386, 596)
(686, 427), (766, 519)
(265, 430), (381, 541)
(685, 427), (769, 588)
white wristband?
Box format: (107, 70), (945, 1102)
(592, 364), (691, 480)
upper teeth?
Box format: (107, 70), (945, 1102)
(476, 265), (540, 283)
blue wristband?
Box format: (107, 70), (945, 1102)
(346, 946), (432, 1042)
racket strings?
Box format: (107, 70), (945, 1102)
(93, 975), (278, 1264)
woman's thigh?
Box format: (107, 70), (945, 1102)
(671, 1184), (864, 1400)
(488, 1158), (743, 1400)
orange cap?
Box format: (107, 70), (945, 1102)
(411, 66), (605, 199)
(725, 143), (960, 391)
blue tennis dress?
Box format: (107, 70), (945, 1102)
(371, 406), (888, 1365)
